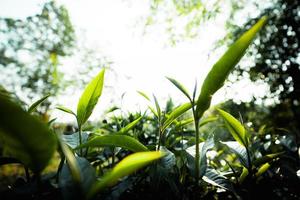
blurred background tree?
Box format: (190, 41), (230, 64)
(0, 1), (75, 114)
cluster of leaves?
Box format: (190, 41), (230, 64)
(0, 16), (298, 200)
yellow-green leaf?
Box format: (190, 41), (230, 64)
(162, 102), (192, 132)
(28, 94), (50, 113)
(196, 17), (267, 119)
(87, 151), (164, 199)
(75, 135), (148, 152)
(77, 69), (105, 126)
(218, 109), (248, 147)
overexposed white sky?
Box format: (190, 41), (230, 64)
(0, 0), (270, 122)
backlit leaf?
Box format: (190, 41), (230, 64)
(76, 135), (148, 152)
(87, 151), (164, 199)
(218, 109), (248, 147)
(195, 17), (267, 119)
(28, 94), (50, 113)
(77, 69), (105, 126)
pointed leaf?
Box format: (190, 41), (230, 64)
(186, 135), (214, 177)
(77, 69), (105, 126)
(56, 106), (76, 117)
(0, 95), (57, 172)
(221, 141), (249, 168)
(76, 135), (148, 152)
(87, 151), (164, 199)
(203, 168), (234, 191)
(137, 90), (151, 101)
(199, 116), (218, 127)
(153, 94), (161, 119)
(117, 116), (142, 134)
(166, 77), (191, 100)
(28, 94), (50, 113)
(218, 109), (248, 146)
(255, 162), (270, 177)
(196, 17), (267, 119)
(162, 102), (192, 131)
(253, 152), (283, 167)
(239, 167), (249, 183)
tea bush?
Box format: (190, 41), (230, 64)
(0, 16), (299, 200)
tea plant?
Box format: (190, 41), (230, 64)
(0, 15), (293, 200)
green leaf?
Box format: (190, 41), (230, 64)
(175, 118), (194, 129)
(253, 152), (283, 167)
(195, 17), (267, 119)
(137, 90), (151, 101)
(77, 69), (105, 126)
(153, 94), (161, 119)
(76, 135), (148, 152)
(255, 163), (270, 177)
(117, 116), (142, 134)
(0, 95), (57, 173)
(87, 151), (164, 199)
(218, 109), (248, 147)
(56, 106), (76, 117)
(166, 77), (191, 100)
(239, 167), (249, 183)
(203, 168), (234, 191)
(28, 94), (50, 113)
(221, 141), (249, 168)
(199, 116), (218, 127)
(162, 102), (192, 131)
(186, 135), (214, 177)
(58, 136), (81, 184)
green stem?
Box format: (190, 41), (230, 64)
(157, 127), (163, 151)
(78, 125), (83, 156)
(192, 105), (200, 183)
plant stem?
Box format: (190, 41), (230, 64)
(192, 105), (200, 183)
(157, 127), (162, 151)
(78, 125), (83, 156)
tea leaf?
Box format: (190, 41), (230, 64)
(196, 17), (267, 119)
(253, 152), (283, 167)
(56, 106), (76, 117)
(77, 69), (105, 126)
(117, 116), (142, 134)
(221, 141), (249, 168)
(218, 109), (248, 147)
(58, 136), (81, 184)
(153, 94), (161, 119)
(239, 167), (249, 183)
(87, 151), (164, 199)
(255, 163), (271, 177)
(166, 77), (191, 100)
(28, 94), (50, 113)
(137, 90), (151, 101)
(76, 135), (148, 152)
(0, 95), (57, 173)
(199, 116), (218, 127)
(203, 168), (234, 191)
(162, 102), (192, 131)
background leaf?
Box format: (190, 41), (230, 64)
(27, 94), (50, 113)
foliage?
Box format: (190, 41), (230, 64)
(226, 0), (300, 144)
(0, 14), (299, 200)
(0, 1), (75, 108)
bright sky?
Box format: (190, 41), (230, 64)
(0, 0), (269, 122)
